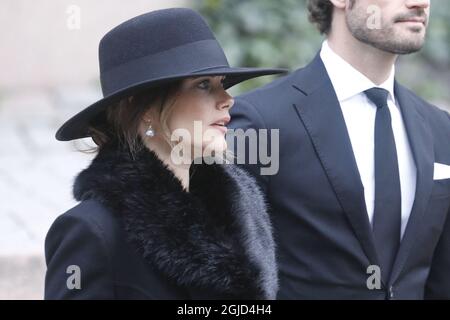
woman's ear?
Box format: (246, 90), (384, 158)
(143, 105), (158, 123)
(140, 107), (156, 135)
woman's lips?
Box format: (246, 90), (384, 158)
(210, 116), (230, 135)
(210, 124), (228, 135)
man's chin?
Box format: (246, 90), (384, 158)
(384, 43), (424, 55)
(394, 22), (426, 39)
(372, 30), (426, 55)
(392, 36), (425, 54)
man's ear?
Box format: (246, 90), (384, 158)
(329, 0), (347, 10)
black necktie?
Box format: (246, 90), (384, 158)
(364, 88), (401, 283)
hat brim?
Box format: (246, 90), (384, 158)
(55, 67), (287, 141)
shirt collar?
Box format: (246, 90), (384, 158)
(320, 40), (396, 104)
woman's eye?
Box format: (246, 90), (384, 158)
(197, 79), (211, 90)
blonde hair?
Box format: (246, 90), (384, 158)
(76, 81), (181, 157)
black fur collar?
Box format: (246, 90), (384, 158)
(72, 139), (277, 299)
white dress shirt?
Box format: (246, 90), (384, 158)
(320, 40), (417, 238)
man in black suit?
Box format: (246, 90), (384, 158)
(229, 0), (450, 299)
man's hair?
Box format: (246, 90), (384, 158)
(307, 0), (334, 34)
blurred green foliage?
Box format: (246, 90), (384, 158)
(193, 0), (450, 107)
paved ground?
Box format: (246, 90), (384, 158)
(0, 88), (96, 299)
(0, 255), (46, 300)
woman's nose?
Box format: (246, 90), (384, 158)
(217, 90), (234, 110)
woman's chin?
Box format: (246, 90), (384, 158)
(202, 137), (227, 157)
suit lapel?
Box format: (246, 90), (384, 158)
(291, 54), (380, 268)
(389, 82), (434, 284)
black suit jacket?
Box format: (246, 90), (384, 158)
(229, 53), (450, 299)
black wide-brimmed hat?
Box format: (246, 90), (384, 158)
(55, 8), (287, 141)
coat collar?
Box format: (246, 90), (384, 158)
(72, 138), (278, 299)
(319, 40), (396, 104)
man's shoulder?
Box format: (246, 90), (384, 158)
(236, 63), (314, 107)
(237, 73), (292, 105)
(235, 54), (327, 112)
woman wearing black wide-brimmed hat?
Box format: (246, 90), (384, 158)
(44, 8), (286, 299)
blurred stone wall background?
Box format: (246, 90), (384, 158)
(1, 0), (448, 300)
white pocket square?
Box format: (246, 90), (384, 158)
(433, 162), (450, 180)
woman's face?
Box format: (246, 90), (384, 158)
(144, 75), (234, 162)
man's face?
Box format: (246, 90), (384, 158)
(345, 0), (430, 54)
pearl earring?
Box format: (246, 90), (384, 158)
(145, 121), (155, 137)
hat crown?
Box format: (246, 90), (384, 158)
(99, 8), (217, 73)
(54, 8), (285, 142)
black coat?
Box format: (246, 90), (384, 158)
(44, 140), (277, 299)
